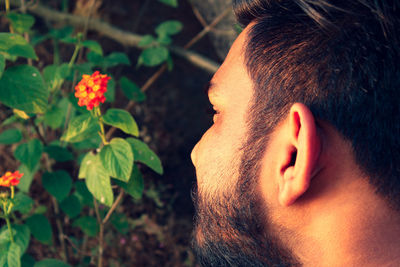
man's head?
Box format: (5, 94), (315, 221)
(191, 0), (400, 266)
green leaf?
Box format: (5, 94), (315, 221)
(158, 0), (178, 7)
(0, 65), (48, 114)
(12, 192), (33, 214)
(7, 242), (21, 267)
(157, 34), (172, 46)
(102, 108), (139, 136)
(155, 20), (183, 36)
(13, 225), (30, 255)
(119, 76), (146, 102)
(82, 40), (103, 56)
(34, 259), (71, 267)
(60, 195), (82, 218)
(43, 106), (64, 129)
(104, 77), (115, 102)
(42, 171), (72, 202)
(21, 253), (35, 267)
(49, 26), (74, 40)
(73, 216), (98, 237)
(42, 64), (69, 92)
(0, 54), (4, 79)
(138, 35), (156, 48)
(74, 181), (93, 207)
(61, 113), (100, 143)
(86, 51), (103, 66)
(14, 139), (43, 172)
(126, 138), (163, 174)
(16, 164), (35, 193)
(79, 152), (114, 206)
(110, 212), (130, 234)
(0, 33), (37, 59)
(139, 47), (169, 67)
(103, 52), (131, 68)
(44, 145), (73, 162)
(0, 128), (22, 144)
(114, 165), (144, 199)
(26, 215), (52, 245)
(7, 12), (35, 34)
(100, 138), (133, 182)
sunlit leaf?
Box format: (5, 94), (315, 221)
(7, 12), (35, 34)
(100, 138), (133, 182)
(61, 113), (99, 143)
(126, 138), (163, 174)
(114, 165), (144, 200)
(102, 108), (139, 136)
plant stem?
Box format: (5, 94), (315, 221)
(5, 0), (14, 33)
(94, 107), (108, 145)
(93, 199), (103, 267)
(68, 42), (81, 70)
(5, 216), (14, 243)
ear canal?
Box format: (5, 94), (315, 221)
(289, 150), (297, 167)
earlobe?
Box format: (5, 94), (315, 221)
(278, 103), (321, 206)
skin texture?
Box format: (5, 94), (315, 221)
(191, 23), (400, 267)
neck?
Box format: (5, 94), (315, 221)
(298, 178), (400, 267)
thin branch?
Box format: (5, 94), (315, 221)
(4, 0), (219, 73)
(102, 190), (124, 224)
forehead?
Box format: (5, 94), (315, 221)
(210, 25), (253, 100)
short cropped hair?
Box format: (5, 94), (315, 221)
(233, 0), (400, 208)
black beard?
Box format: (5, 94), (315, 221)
(191, 140), (300, 266)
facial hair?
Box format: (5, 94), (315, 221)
(191, 137), (300, 267)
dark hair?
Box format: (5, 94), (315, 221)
(233, 0), (400, 208)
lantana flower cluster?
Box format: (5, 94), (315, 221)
(75, 71), (111, 110)
(0, 171), (23, 187)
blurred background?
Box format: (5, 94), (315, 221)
(0, 0), (238, 266)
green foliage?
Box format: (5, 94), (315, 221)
(119, 76), (146, 102)
(34, 259), (71, 267)
(60, 195), (82, 218)
(7, 12), (35, 34)
(14, 139), (43, 172)
(158, 0), (179, 8)
(127, 138), (163, 174)
(44, 145), (73, 162)
(42, 171), (72, 202)
(0, 128), (22, 144)
(26, 215), (52, 245)
(0, 33), (37, 60)
(139, 47), (169, 67)
(0, 65), (48, 113)
(12, 193), (34, 215)
(100, 138), (134, 182)
(114, 165), (144, 200)
(61, 113), (100, 143)
(102, 108), (139, 136)
(79, 152), (114, 206)
(73, 216), (98, 237)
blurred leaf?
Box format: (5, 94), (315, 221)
(158, 0), (178, 7)
(73, 216), (98, 237)
(86, 51), (103, 65)
(21, 254), (35, 267)
(43, 106), (64, 129)
(104, 77), (115, 102)
(100, 138), (133, 182)
(42, 171), (72, 202)
(110, 212), (130, 234)
(7, 242), (21, 267)
(60, 195), (82, 218)
(17, 164), (36, 193)
(0, 65), (48, 114)
(0, 54), (4, 79)
(0, 128), (22, 144)
(72, 135), (101, 150)
(126, 138), (163, 174)
(61, 113), (99, 143)
(155, 20), (183, 36)
(114, 165), (144, 200)
(13, 225), (30, 255)
(0, 33), (37, 59)
(102, 108), (139, 137)
(101, 52), (131, 69)
(13, 109), (30, 120)
(82, 40), (103, 56)
(74, 181), (93, 207)
(12, 192), (33, 214)
(7, 12), (35, 34)
(138, 47), (169, 67)
(119, 76), (146, 102)
(44, 145), (73, 162)
(34, 259), (71, 267)
(79, 152), (114, 206)
(42, 63), (69, 92)
(14, 139), (43, 172)
(157, 34), (172, 45)
(26, 214), (52, 245)
(49, 26), (74, 40)
(138, 35), (156, 48)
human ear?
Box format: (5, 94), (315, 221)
(278, 103), (321, 206)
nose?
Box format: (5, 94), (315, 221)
(191, 142), (199, 165)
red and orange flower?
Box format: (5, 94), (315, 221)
(74, 71), (111, 110)
(0, 171), (23, 187)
